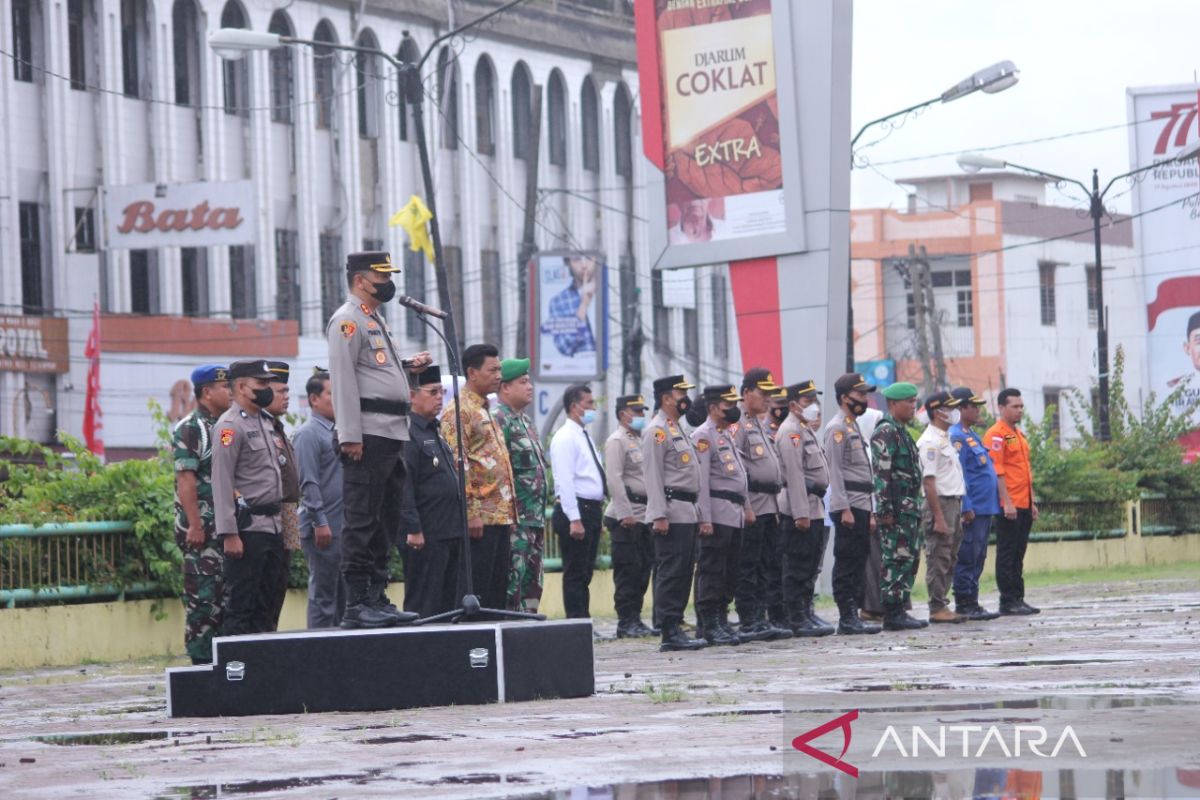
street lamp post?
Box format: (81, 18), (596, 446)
(846, 60), (1021, 371)
(957, 144), (1200, 441)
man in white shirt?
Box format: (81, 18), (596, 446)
(548, 384), (606, 619)
(916, 391), (968, 623)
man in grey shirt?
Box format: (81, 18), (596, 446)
(295, 368), (345, 628)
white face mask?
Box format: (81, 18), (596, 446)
(943, 409), (962, 426)
(801, 403), (820, 422)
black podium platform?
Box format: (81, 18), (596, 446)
(166, 619), (594, 718)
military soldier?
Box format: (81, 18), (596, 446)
(264, 361), (301, 631)
(326, 250), (426, 629)
(949, 386), (1001, 621)
(642, 375), (707, 652)
(731, 368), (791, 642)
(400, 366), (465, 619)
(493, 358), (551, 612)
(870, 382), (929, 631)
(213, 360), (287, 636)
(604, 393), (657, 638)
(172, 364), (232, 664)
(917, 390), (968, 624)
(692, 385), (751, 646)
(776, 379), (835, 637)
(824, 372), (881, 635)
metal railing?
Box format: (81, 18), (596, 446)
(1028, 500), (1127, 540)
(1139, 496), (1200, 536)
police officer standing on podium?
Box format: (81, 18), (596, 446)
(326, 251), (427, 629)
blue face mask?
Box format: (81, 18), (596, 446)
(630, 416), (646, 432)
(580, 409), (597, 426)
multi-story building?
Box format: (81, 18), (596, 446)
(1, 0), (741, 453)
(850, 171), (1142, 440)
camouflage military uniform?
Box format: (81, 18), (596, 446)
(870, 414), (923, 609)
(172, 406), (223, 664)
(494, 401), (551, 612)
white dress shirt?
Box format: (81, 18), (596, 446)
(548, 418), (606, 521)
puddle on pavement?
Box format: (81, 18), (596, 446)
(158, 769), (387, 798)
(956, 657), (1124, 668)
(423, 773), (531, 785)
(843, 682), (953, 692)
(359, 733), (449, 744)
(694, 708), (783, 717)
(550, 729), (626, 739)
(785, 695), (1195, 717)
(33, 731), (173, 746)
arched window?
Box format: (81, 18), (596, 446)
(355, 29), (381, 138)
(219, 2), (249, 116)
(474, 57), (496, 156)
(267, 11), (294, 123)
(511, 63), (532, 160)
(171, 0), (200, 106)
(313, 21), (337, 130)
(396, 34), (420, 142)
(581, 76), (599, 173)
(120, 0), (151, 98)
(547, 70), (567, 167)
(614, 82), (633, 179)
(436, 48), (458, 150)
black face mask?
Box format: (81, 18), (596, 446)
(367, 278), (396, 303)
(675, 395), (693, 415)
(722, 407), (742, 425)
(769, 406), (788, 424)
(847, 398), (868, 417)
(251, 387), (275, 408)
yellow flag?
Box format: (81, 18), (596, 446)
(388, 195), (435, 264)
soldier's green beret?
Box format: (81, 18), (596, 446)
(500, 358), (530, 383)
(881, 382), (918, 401)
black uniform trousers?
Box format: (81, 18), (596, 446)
(341, 434), (405, 586)
(608, 517), (655, 620)
(995, 507), (1033, 607)
(654, 522), (697, 624)
(781, 516), (829, 612)
(695, 523), (741, 613)
(460, 525), (511, 610)
(554, 499), (604, 618)
(736, 513), (784, 620)
(832, 506), (872, 608)
(221, 530), (285, 636)
(403, 537), (462, 618)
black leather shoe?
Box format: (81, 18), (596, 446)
(808, 607), (835, 631)
(837, 613), (882, 635)
(700, 611), (739, 646)
(965, 604), (1000, 621)
(790, 615), (830, 638)
(1019, 601), (1041, 615)
(883, 607), (927, 631)
(761, 619), (795, 641)
(633, 620), (660, 637)
(735, 620), (775, 643)
(998, 603), (1025, 616)
(660, 622), (708, 652)
(616, 619), (639, 639)
(341, 602), (399, 629)
(368, 583), (418, 624)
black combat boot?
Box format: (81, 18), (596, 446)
(734, 606), (776, 642)
(342, 581), (402, 629)
(699, 609), (739, 646)
(957, 594), (1000, 621)
(883, 604), (927, 631)
(806, 597), (836, 634)
(660, 619), (708, 652)
(837, 602), (882, 635)
(631, 618), (658, 637)
(368, 581), (418, 624)
(1018, 600), (1041, 615)
(616, 617), (639, 639)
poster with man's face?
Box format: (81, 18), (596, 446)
(532, 253), (606, 379)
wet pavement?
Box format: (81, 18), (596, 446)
(0, 576), (1197, 798)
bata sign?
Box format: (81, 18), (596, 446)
(102, 180), (257, 249)
(0, 316), (69, 374)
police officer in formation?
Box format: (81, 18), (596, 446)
(775, 380), (835, 637)
(263, 361), (301, 631)
(326, 251), (426, 629)
(870, 382), (928, 631)
(691, 385), (751, 646)
(604, 394), (657, 638)
(949, 387), (1001, 621)
(732, 369), (792, 641)
(642, 375), (707, 651)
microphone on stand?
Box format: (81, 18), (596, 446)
(397, 294), (449, 320)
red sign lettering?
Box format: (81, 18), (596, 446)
(116, 200), (244, 235)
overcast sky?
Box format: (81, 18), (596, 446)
(851, 0), (1200, 213)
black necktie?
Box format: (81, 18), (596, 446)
(583, 429), (608, 499)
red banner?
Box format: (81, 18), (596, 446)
(83, 298), (104, 458)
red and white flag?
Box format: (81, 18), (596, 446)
(82, 297), (104, 458)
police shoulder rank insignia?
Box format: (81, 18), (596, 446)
(374, 351), (387, 365)
(220, 428), (234, 447)
(696, 439), (710, 453)
(359, 303), (372, 316)
(833, 430), (844, 444)
(789, 433), (802, 446)
(654, 429), (667, 445)
(340, 320), (357, 338)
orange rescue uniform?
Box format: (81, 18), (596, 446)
(984, 419), (1033, 509)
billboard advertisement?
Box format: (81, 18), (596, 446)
(529, 252), (608, 380)
(1127, 85), (1200, 460)
(102, 180), (257, 250)
(635, 0), (811, 270)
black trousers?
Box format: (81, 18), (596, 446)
(608, 517), (654, 620)
(404, 536), (462, 618)
(460, 525), (510, 609)
(761, 514), (786, 619)
(695, 523), (741, 614)
(554, 499), (604, 618)
(832, 507), (872, 608)
(782, 516), (829, 612)
(653, 522), (697, 624)
(995, 507), (1033, 606)
(221, 531), (284, 636)
(341, 434), (405, 586)
(736, 513), (781, 620)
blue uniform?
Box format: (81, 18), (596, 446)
(949, 422), (999, 601)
